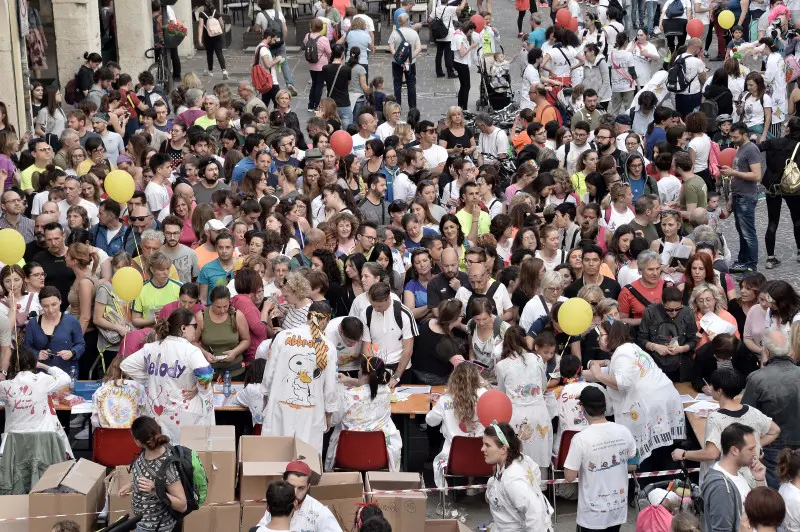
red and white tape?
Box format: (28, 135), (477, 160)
(0, 468), (700, 522)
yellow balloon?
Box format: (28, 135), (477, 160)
(77, 159), (94, 177)
(112, 267), (144, 302)
(718, 9), (735, 30)
(557, 298), (594, 337)
(0, 229), (25, 265)
(105, 169), (135, 204)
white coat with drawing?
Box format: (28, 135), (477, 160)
(262, 323), (338, 455)
(487, 454), (554, 531)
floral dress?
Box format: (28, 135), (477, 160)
(324, 383), (401, 472)
(495, 352), (553, 468)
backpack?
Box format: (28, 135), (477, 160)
(781, 141), (800, 195)
(304, 35), (321, 63)
(366, 300), (405, 341)
(606, 0), (627, 17)
(666, 55), (696, 93)
(251, 45), (274, 94)
(431, 7), (449, 41)
(465, 282), (501, 321)
(709, 140), (721, 178)
(699, 93), (721, 132)
(203, 10), (223, 37)
(262, 10), (284, 48)
(543, 104), (564, 127)
(665, 0), (685, 18)
(64, 76), (78, 105)
(153, 444), (208, 520)
(393, 29), (413, 65)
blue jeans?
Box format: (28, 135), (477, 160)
(733, 194), (759, 268)
(762, 444), (791, 489)
(273, 45), (295, 87)
(338, 106), (353, 129)
(630, 0), (646, 28)
(644, 1), (659, 33)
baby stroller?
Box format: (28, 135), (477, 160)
(477, 54), (513, 113)
(635, 461), (703, 518)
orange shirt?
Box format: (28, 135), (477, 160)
(535, 104), (558, 125)
(695, 309), (740, 350)
(512, 131), (532, 151)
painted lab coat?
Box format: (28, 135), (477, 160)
(425, 388), (487, 488)
(552, 380), (610, 456)
(233, 382), (269, 426)
(495, 353), (552, 468)
(0, 367), (73, 458)
(606, 342), (685, 461)
(487, 455), (553, 531)
(262, 325), (338, 455)
(324, 383), (402, 472)
(257, 493), (342, 532)
(120, 336), (215, 442)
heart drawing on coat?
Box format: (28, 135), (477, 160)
(153, 404), (165, 416)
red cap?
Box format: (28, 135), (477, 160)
(285, 460), (312, 476)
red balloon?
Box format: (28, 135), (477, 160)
(567, 16), (579, 32)
(330, 130), (353, 156)
(687, 18), (704, 38)
(719, 147), (737, 168)
(555, 8), (571, 27)
(477, 390), (513, 427)
(470, 14), (485, 33)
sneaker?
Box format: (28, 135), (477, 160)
(704, 51), (710, 58)
(288, 84), (298, 97)
(222, 69), (229, 80)
(74, 426), (90, 440)
(307, 107), (315, 113)
(204, 69), (214, 77)
(652, 27), (662, 36)
(70, 413), (87, 428)
(766, 257), (781, 269)
(729, 262), (749, 273)
(447, 73), (458, 79)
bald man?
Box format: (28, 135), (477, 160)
(40, 201), (60, 220)
(207, 107), (233, 148)
(455, 262), (514, 321)
(427, 247), (471, 317)
(124, 205), (154, 255)
(25, 213), (56, 262)
(290, 228), (326, 270)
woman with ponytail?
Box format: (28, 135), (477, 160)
(263, 300), (338, 454)
(123, 416), (188, 532)
(426, 362), (487, 488)
(779, 448), (800, 531)
(121, 308), (215, 442)
(483, 421), (553, 530)
(495, 325), (553, 476)
(324, 355), (401, 471)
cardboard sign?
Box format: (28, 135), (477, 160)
(0, 495), (29, 532)
(184, 503), (241, 532)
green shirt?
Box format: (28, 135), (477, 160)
(678, 175), (708, 232)
(193, 115), (216, 130)
(21, 164), (60, 191)
(132, 278), (183, 320)
(456, 208), (491, 236)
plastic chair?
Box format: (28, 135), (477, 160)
(550, 430), (579, 522)
(441, 436), (495, 518)
(93, 427), (141, 468)
(333, 430), (389, 472)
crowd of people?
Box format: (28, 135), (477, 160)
(6, 0), (800, 529)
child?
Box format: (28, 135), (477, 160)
(369, 78), (387, 121)
(712, 114), (733, 150)
(233, 359), (268, 426)
(341, 6), (355, 33)
(90, 355), (145, 432)
(489, 52), (511, 92)
(495, 326), (553, 478)
(670, 512), (701, 532)
(552, 354), (610, 455)
(325, 355), (401, 471)
(706, 191), (728, 230)
(354, 503), (385, 530)
(725, 25), (745, 59)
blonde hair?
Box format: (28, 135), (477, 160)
(67, 242), (99, 275)
(275, 89), (292, 105)
(283, 271), (311, 300)
(394, 123), (414, 145)
(330, 211), (359, 239)
(539, 270), (563, 295)
(383, 101), (401, 119)
(181, 72), (203, 90)
(577, 284), (603, 302)
(689, 282), (727, 314)
(551, 168), (574, 194)
(447, 363), (482, 430)
(445, 106), (465, 129)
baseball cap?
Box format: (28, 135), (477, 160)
(91, 112), (109, 123)
(285, 460), (312, 476)
(204, 219), (226, 231)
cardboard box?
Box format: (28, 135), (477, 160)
(315, 472), (365, 529)
(107, 466), (132, 524)
(241, 502), (266, 532)
(181, 425), (237, 504)
(29, 459), (106, 532)
(365, 472), (426, 532)
(184, 503), (241, 532)
(424, 520), (472, 532)
(0, 495), (29, 532)
(238, 436), (322, 502)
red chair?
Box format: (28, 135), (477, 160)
(441, 436), (495, 518)
(92, 427), (141, 468)
(333, 430), (389, 472)
(253, 423), (263, 435)
(550, 430), (579, 522)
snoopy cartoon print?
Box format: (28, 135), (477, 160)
(286, 353), (315, 407)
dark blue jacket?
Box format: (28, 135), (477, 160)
(90, 223), (126, 257)
(23, 313), (86, 373)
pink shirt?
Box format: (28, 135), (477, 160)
(157, 301), (205, 321)
(743, 304), (768, 348)
(231, 294), (269, 364)
(303, 33), (332, 71)
(118, 328), (154, 358)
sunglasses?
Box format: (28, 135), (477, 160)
(664, 306), (683, 313)
(129, 215), (150, 222)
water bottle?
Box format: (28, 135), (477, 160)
(69, 366), (77, 394)
(223, 370), (231, 398)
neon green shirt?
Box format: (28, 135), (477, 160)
(132, 278), (183, 320)
(21, 164), (61, 191)
(193, 115), (216, 130)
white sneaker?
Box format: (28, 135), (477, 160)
(74, 426), (90, 440)
(652, 27), (662, 36)
(222, 69), (229, 80)
(205, 69), (214, 77)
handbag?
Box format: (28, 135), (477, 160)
(781, 141), (800, 195)
(203, 10), (223, 37)
(97, 284), (129, 345)
(786, 54), (800, 84)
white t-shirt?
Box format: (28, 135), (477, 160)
(393, 172), (416, 203)
(351, 132), (374, 156)
(520, 295), (567, 332)
(678, 53), (705, 95)
(375, 121), (399, 140)
(549, 46), (579, 78)
(616, 265), (642, 287)
(658, 175), (682, 204)
(564, 422), (637, 529)
(609, 50), (637, 93)
(765, 53), (788, 124)
(258, 45), (279, 80)
(628, 41), (660, 84)
(454, 282), (513, 318)
(353, 13), (375, 32)
(688, 134), (711, 172)
(423, 144), (449, 171)
(451, 31), (471, 65)
(478, 128), (509, 159)
(694, 0), (711, 23)
(520, 64), (541, 110)
(359, 299), (417, 366)
(743, 93), (773, 127)
(535, 249), (568, 272)
(145, 181), (170, 214)
(325, 316), (362, 372)
(58, 198), (99, 228)
(602, 205), (635, 232)
(780, 482), (800, 532)
(557, 142), (591, 176)
(432, 5), (458, 41)
(712, 463), (751, 511)
(603, 22), (624, 53)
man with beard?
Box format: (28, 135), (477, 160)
(0, 189), (34, 243)
(572, 90), (602, 132)
(257, 461), (340, 531)
(91, 199), (125, 256)
(193, 157), (230, 205)
(198, 231), (237, 304)
(25, 213), (56, 262)
(594, 124), (627, 174)
(123, 205), (155, 256)
(161, 215), (200, 283)
(427, 247), (471, 317)
(33, 222), (75, 310)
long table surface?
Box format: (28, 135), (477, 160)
(674, 381), (707, 443)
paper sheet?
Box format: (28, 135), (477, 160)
(684, 400), (720, 417)
(395, 386), (431, 394)
(71, 401), (92, 414)
(694, 393), (715, 402)
(679, 394), (697, 403)
(390, 392), (412, 403)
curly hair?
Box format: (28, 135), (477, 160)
(689, 282), (727, 314)
(330, 211), (360, 240)
(283, 271), (312, 300)
(447, 362), (482, 429)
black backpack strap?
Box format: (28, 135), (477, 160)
(539, 295), (549, 317)
(486, 281), (500, 302)
(392, 300), (403, 341)
(366, 305), (373, 331)
(624, 283), (652, 314)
